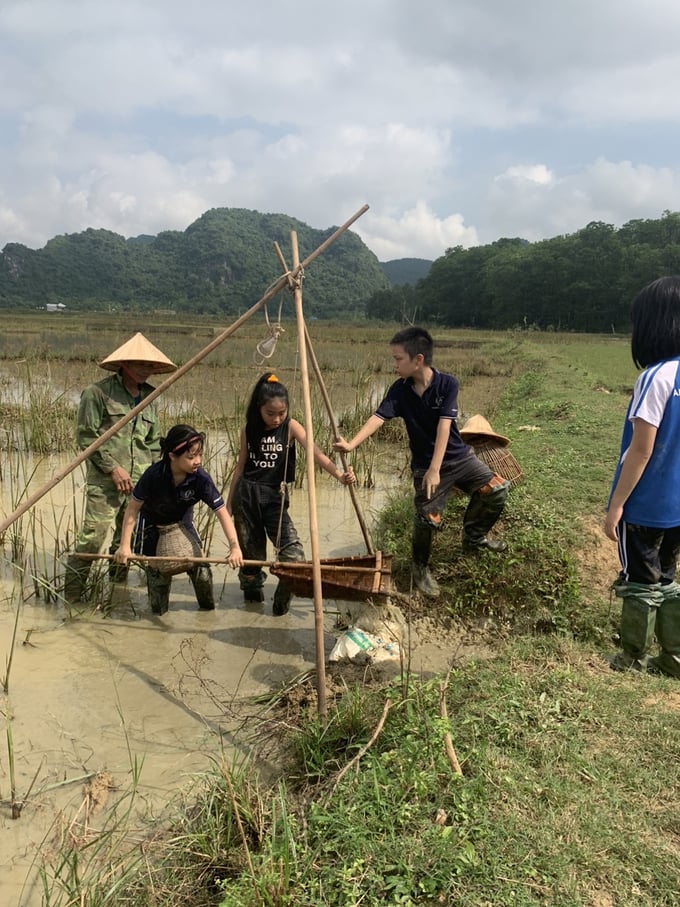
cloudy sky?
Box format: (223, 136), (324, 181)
(2, 0), (680, 262)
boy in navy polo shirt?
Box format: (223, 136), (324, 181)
(334, 327), (509, 597)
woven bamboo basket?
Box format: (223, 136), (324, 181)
(469, 439), (524, 488)
(155, 523), (203, 575)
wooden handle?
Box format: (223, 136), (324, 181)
(71, 553), (390, 574)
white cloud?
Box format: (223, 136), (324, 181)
(2, 0), (680, 260)
(357, 202), (479, 260)
(495, 165), (555, 187)
(483, 159), (680, 242)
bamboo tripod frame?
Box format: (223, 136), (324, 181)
(0, 205), (369, 535)
(0, 204), (371, 719)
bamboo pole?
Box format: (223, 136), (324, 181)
(303, 323), (374, 554)
(272, 241), (374, 554)
(0, 204), (369, 535)
(73, 553), (391, 574)
(290, 229), (327, 720)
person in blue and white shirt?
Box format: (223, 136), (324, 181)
(605, 276), (680, 677)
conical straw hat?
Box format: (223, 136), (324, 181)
(460, 414), (510, 446)
(99, 333), (176, 374)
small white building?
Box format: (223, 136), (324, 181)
(46, 303), (67, 312)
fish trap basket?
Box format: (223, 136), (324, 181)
(470, 440), (524, 488)
(155, 523), (202, 575)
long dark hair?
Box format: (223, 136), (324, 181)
(244, 372), (289, 445)
(631, 276), (680, 368)
(160, 424), (205, 463)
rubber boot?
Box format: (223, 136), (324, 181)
(611, 581), (663, 672)
(64, 555), (91, 604)
(189, 565), (215, 611)
(240, 569), (265, 603)
(462, 479), (510, 551)
(272, 581), (293, 616)
(651, 582), (680, 678)
(108, 546), (129, 584)
(411, 521), (440, 597)
(146, 568), (172, 615)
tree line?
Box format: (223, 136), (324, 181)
(0, 208), (390, 319)
(367, 211), (680, 332)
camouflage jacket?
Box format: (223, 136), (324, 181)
(76, 372), (161, 483)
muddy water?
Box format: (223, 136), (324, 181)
(0, 453), (403, 905)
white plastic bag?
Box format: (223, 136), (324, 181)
(328, 626), (400, 663)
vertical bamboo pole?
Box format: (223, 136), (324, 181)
(303, 324), (374, 555)
(290, 230), (327, 720)
(272, 240), (374, 555)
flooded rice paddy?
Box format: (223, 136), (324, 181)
(0, 451), (400, 905)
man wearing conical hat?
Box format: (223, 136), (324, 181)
(64, 334), (176, 603)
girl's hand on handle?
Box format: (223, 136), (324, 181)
(339, 466), (356, 485)
(227, 544), (243, 569)
(113, 545), (131, 565)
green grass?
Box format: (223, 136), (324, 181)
(64, 641), (679, 907)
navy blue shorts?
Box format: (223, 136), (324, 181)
(617, 521), (680, 585)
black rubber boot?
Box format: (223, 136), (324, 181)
(272, 582), (293, 616)
(189, 565), (215, 610)
(462, 537), (508, 553)
(108, 562), (129, 583)
(240, 569), (265, 604)
(462, 480), (510, 549)
(413, 563), (441, 596)
(146, 568), (172, 615)
(411, 521), (440, 597)
(64, 555), (91, 604)
(243, 588), (265, 603)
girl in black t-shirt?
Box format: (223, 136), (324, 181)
(114, 424), (243, 615)
(226, 372), (355, 615)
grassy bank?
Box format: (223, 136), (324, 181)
(31, 329), (680, 905)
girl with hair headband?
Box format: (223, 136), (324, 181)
(114, 424), (243, 615)
(226, 372), (355, 615)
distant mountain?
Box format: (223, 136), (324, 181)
(381, 258), (433, 286)
(0, 209), (390, 317)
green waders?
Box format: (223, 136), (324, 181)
(146, 569), (172, 615)
(64, 555), (91, 604)
(189, 565), (215, 611)
(412, 520), (440, 597)
(652, 582), (680, 678)
(612, 581), (664, 672)
(145, 565), (215, 615)
(462, 480), (510, 548)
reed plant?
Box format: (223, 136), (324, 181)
(36, 693), (149, 906)
(1, 572), (23, 694)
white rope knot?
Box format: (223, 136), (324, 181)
(253, 296), (285, 365)
(254, 324), (285, 364)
